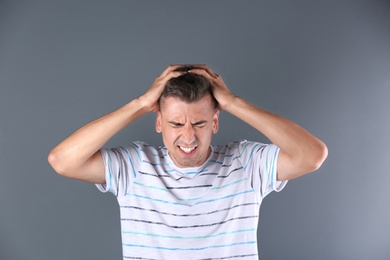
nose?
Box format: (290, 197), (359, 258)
(181, 124), (196, 144)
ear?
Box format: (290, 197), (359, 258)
(212, 110), (219, 134)
(156, 111), (162, 133)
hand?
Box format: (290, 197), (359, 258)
(139, 65), (184, 112)
(188, 65), (235, 110)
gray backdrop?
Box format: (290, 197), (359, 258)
(1, 1), (389, 259)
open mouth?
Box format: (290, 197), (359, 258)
(179, 146), (197, 154)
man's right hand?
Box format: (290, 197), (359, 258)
(138, 65), (184, 113)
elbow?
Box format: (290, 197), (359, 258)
(307, 141), (328, 172)
(278, 141), (328, 181)
(48, 149), (70, 177)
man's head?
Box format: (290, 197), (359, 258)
(156, 65), (219, 168)
(158, 65), (218, 109)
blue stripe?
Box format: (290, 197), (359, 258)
(129, 144), (142, 161)
(128, 193), (181, 205)
(126, 190), (254, 206)
(207, 159), (224, 164)
(263, 145), (280, 196)
(107, 152), (113, 193)
(266, 146), (270, 183)
(133, 181), (169, 192)
(243, 144), (260, 171)
(194, 190), (254, 205)
(122, 241), (256, 251)
(238, 142), (250, 159)
(211, 178), (248, 190)
(122, 147), (137, 178)
(264, 146), (272, 196)
(122, 228), (256, 239)
(271, 147), (279, 188)
(181, 168), (209, 175)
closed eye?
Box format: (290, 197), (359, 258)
(168, 121), (207, 128)
(192, 120), (207, 127)
(168, 121), (184, 128)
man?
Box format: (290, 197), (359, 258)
(48, 64), (327, 259)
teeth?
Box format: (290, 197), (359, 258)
(180, 147), (195, 153)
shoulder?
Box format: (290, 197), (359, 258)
(131, 141), (158, 151)
(130, 141), (170, 164)
(104, 142), (163, 161)
(212, 139), (247, 150)
(220, 140), (273, 161)
(215, 139), (264, 153)
(210, 139), (255, 159)
(129, 141), (166, 156)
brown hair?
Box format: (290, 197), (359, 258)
(159, 65), (217, 108)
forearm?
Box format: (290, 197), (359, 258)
(225, 96), (327, 179)
(48, 97), (148, 175)
(224, 96), (306, 146)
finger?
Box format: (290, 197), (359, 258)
(159, 64), (183, 78)
(158, 70), (183, 84)
(152, 70), (182, 89)
(188, 68), (218, 80)
(167, 70), (184, 79)
(191, 64), (218, 78)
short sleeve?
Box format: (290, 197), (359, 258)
(238, 140), (287, 199)
(95, 146), (136, 197)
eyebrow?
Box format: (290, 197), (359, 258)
(192, 120), (207, 126)
(168, 120), (208, 126)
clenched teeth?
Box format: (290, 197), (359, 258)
(179, 146), (196, 153)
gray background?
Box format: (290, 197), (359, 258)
(1, 1), (389, 259)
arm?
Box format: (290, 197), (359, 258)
(48, 65), (183, 184)
(189, 66), (328, 181)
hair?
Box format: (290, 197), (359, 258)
(159, 65), (218, 109)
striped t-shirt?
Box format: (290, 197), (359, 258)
(96, 139), (287, 259)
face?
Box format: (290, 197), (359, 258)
(156, 95), (219, 168)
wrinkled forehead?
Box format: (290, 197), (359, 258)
(160, 94), (214, 110)
(159, 95), (216, 115)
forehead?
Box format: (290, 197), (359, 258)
(160, 95), (215, 118)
